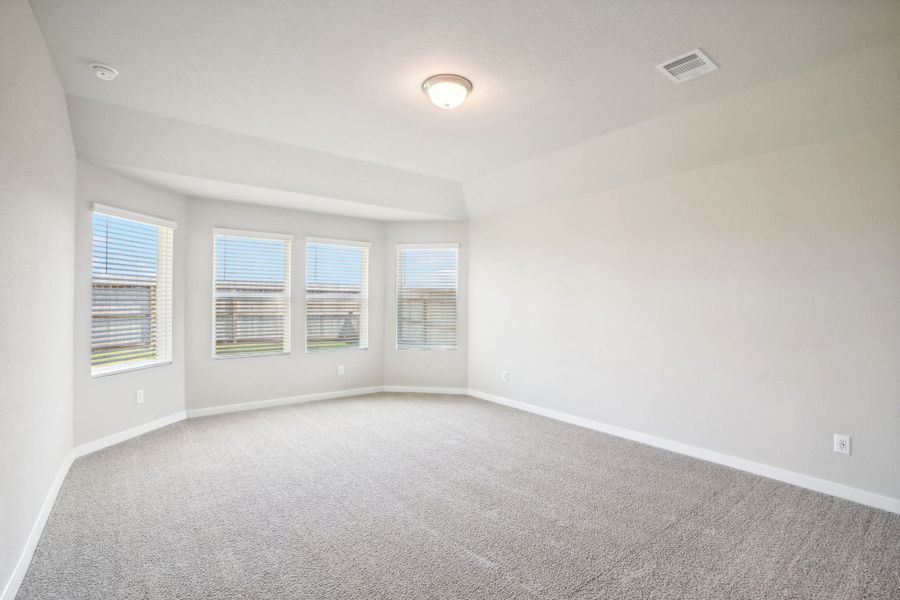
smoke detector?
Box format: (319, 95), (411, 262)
(656, 49), (717, 83)
(90, 63), (119, 81)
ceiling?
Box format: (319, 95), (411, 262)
(30, 0), (900, 216)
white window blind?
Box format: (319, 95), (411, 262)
(213, 229), (292, 357)
(91, 205), (175, 376)
(396, 244), (458, 350)
(305, 238), (370, 351)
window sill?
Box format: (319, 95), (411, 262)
(91, 359), (172, 378)
(395, 346), (458, 351)
(306, 346), (368, 354)
(212, 351), (291, 360)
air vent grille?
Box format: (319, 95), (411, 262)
(656, 49), (717, 83)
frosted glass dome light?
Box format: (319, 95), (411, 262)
(422, 74), (473, 109)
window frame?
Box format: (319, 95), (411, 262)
(304, 236), (371, 354)
(90, 203), (177, 378)
(395, 242), (459, 351)
(211, 227), (293, 360)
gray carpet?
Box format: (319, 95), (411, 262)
(18, 393), (900, 599)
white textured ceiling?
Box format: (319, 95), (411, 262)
(30, 0), (900, 216)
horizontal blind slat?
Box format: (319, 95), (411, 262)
(305, 240), (368, 351)
(91, 212), (173, 371)
(396, 246), (458, 349)
(214, 232), (291, 357)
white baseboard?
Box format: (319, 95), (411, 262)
(3, 411), (190, 598)
(9, 385), (894, 600)
(1, 384), (381, 597)
(185, 386), (384, 418)
(1, 449), (74, 600)
(72, 411), (187, 458)
(383, 385), (469, 395)
(467, 388), (900, 515)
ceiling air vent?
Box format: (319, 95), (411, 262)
(656, 49), (717, 83)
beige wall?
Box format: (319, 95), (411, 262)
(73, 162), (188, 445)
(0, 0), (76, 594)
(184, 198), (387, 411)
(383, 221), (469, 389)
(468, 126), (900, 500)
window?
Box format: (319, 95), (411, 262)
(213, 229), (292, 358)
(396, 244), (458, 350)
(306, 238), (370, 351)
(91, 204), (175, 376)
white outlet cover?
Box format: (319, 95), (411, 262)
(833, 434), (850, 455)
(337, 365), (345, 376)
(136, 389), (144, 404)
(501, 370), (508, 382)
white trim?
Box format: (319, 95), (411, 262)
(72, 411), (187, 458)
(7, 385), (897, 600)
(467, 388), (900, 515)
(395, 242), (459, 249)
(91, 358), (172, 378)
(212, 227), (293, 241)
(383, 385), (469, 395)
(92, 202), (177, 230)
(212, 351), (291, 360)
(394, 345), (458, 351)
(186, 386), (383, 418)
(305, 346), (369, 354)
(306, 236), (371, 248)
(0, 451), (74, 600)
(2, 410), (190, 598)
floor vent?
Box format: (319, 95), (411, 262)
(656, 49), (717, 83)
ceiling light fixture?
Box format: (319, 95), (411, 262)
(90, 63), (119, 81)
(422, 74), (472, 109)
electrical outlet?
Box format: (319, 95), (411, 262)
(136, 389), (144, 404)
(501, 370), (508, 382)
(337, 365), (345, 376)
(833, 434), (850, 455)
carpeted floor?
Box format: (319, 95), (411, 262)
(18, 393), (900, 599)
